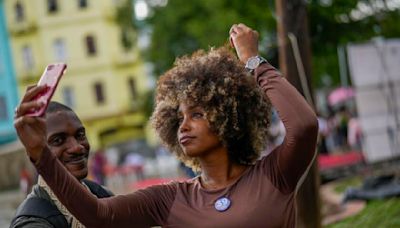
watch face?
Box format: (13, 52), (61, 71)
(245, 56), (267, 71)
(248, 57), (260, 69)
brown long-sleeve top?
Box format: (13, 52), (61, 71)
(35, 63), (318, 228)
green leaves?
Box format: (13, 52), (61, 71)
(144, 0), (275, 75)
(126, 0), (400, 87)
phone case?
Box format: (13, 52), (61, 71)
(26, 63), (67, 117)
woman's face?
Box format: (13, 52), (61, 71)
(177, 103), (223, 157)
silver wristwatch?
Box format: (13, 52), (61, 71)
(245, 55), (267, 73)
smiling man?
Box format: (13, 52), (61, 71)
(11, 101), (113, 228)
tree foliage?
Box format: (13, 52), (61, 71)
(116, 0), (137, 50)
(309, 0), (400, 87)
(138, 0), (400, 87)
(144, 0), (276, 76)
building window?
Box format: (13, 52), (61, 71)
(94, 82), (105, 104)
(0, 96), (7, 120)
(128, 77), (137, 99)
(85, 35), (97, 56)
(15, 2), (25, 22)
(53, 38), (67, 62)
(22, 45), (34, 70)
(121, 30), (133, 51)
(79, 0), (88, 8)
(62, 87), (75, 108)
(47, 0), (58, 13)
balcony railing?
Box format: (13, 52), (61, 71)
(8, 20), (38, 36)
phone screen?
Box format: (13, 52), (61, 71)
(26, 63), (67, 117)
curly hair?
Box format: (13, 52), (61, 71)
(151, 47), (272, 171)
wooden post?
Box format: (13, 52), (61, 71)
(275, 0), (321, 227)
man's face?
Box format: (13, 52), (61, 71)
(46, 110), (90, 180)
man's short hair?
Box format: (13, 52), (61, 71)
(46, 101), (74, 114)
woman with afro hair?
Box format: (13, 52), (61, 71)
(14, 23), (318, 227)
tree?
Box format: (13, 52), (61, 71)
(276, 0), (320, 227)
(308, 0), (400, 87)
(144, 0), (276, 76)
(142, 0), (400, 87)
(116, 0), (137, 50)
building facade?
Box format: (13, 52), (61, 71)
(5, 0), (150, 149)
(0, 0), (19, 144)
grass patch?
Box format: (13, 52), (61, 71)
(326, 198), (400, 228)
(326, 175), (400, 227)
(333, 176), (362, 194)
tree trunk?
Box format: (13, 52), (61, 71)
(275, 0), (321, 227)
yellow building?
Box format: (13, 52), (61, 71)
(5, 0), (151, 150)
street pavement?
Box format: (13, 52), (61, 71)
(0, 189), (24, 228)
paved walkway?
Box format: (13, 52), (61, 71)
(321, 181), (366, 226)
(0, 189), (24, 228)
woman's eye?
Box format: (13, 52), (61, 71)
(192, 112), (204, 119)
(177, 116), (183, 124)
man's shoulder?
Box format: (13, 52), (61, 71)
(28, 184), (49, 200)
(10, 186), (68, 228)
(10, 216), (54, 228)
(83, 179), (114, 197)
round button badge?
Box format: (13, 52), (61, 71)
(214, 197), (231, 212)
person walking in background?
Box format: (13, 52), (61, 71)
(11, 102), (113, 228)
(335, 106), (351, 151)
(91, 149), (108, 185)
(265, 108), (286, 155)
(124, 152), (145, 181)
(347, 114), (363, 151)
(14, 23), (318, 227)
(19, 164), (34, 197)
(317, 113), (329, 154)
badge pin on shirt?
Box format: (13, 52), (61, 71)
(214, 197), (231, 212)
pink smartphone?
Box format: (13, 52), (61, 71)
(26, 63), (67, 117)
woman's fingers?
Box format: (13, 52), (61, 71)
(229, 23), (260, 64)
(230, 23), (258, 41)
(229, 24), (237, 35)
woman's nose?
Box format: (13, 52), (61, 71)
(179, 117), (190, 133)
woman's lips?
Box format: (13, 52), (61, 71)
(180, 136), (195, 145)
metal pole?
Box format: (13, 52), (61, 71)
(337, 45), (348, 87)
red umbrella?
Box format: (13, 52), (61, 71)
(328, 87), (355, 106)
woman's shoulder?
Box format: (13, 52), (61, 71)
(175, 176), (199, 188)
